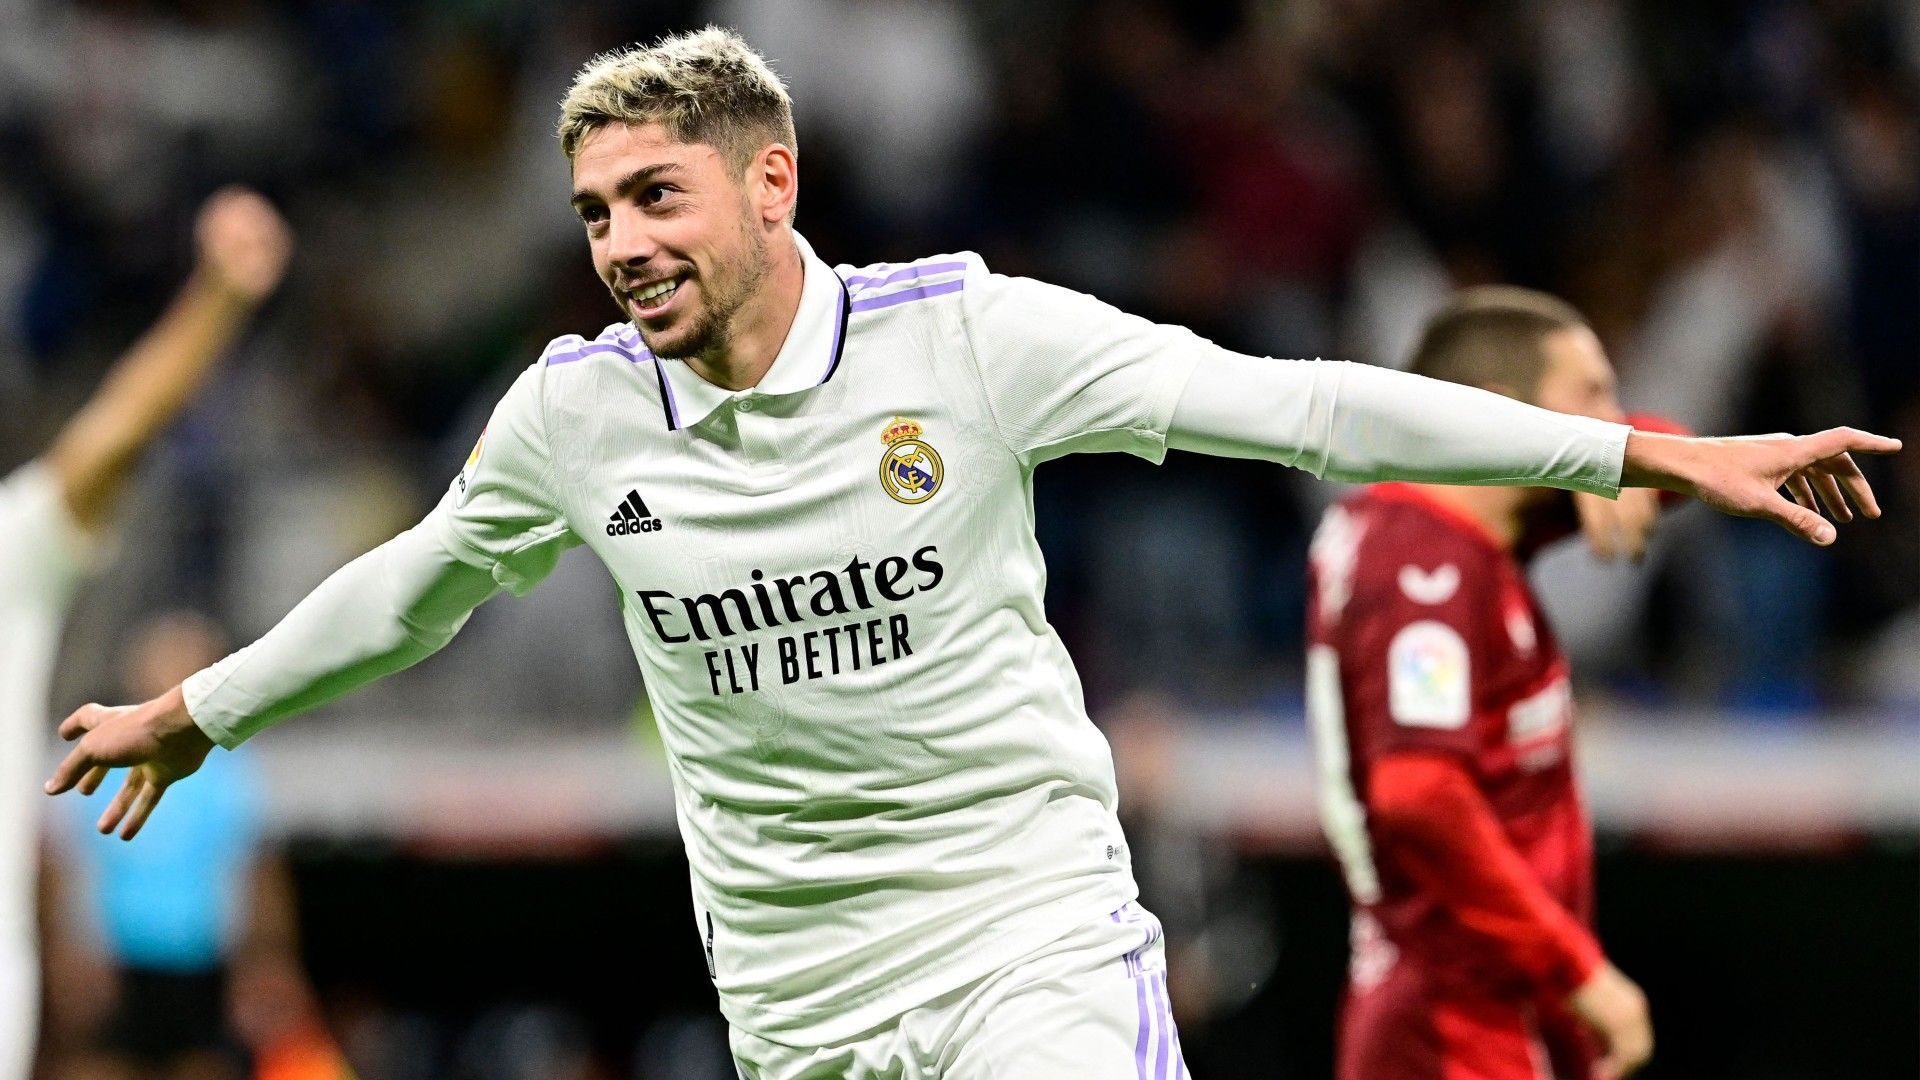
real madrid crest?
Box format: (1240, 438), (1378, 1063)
(879, 416), (943, 504)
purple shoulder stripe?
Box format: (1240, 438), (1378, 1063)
(848, 278), (966, 313)
(544, 327), (652, 367)
(843, 259), (967, 293)
(546, 343), (652, 366)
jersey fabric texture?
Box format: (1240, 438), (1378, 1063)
(1306, 483), (1598, 1077)
(425, 236), (1190, 1044)
(0, 464), (100, 1080)
(730, 901), (1187, 1080)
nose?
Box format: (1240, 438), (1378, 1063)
(604, 204), (659, 272)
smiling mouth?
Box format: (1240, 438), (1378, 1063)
(626, 275), (687, 317)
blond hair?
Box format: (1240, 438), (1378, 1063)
(557, 27), (796, 178)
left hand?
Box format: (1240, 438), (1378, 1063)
(1621, 428), (1902, 545)
(1574, 487), (1662, 561)
(45, 685), (215, 840)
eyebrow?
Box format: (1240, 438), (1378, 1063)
(570, 163), (684, 209)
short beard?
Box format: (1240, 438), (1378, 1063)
(642, 213), (770, 364)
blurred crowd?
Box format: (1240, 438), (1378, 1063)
(2, 0), (1914, 723)
(3, 2), (1915, 1077)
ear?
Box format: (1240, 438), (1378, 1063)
(751, 143), (798, 225)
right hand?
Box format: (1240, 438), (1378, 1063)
(1566, 961), (1653, 1080)
(194, 187), (294, 304)
(1621, 427), (1901, 546)
(45, 685), (216, 840)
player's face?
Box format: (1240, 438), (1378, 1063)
(1533, 326), (1625, 423)
(570, 122), (772, 360)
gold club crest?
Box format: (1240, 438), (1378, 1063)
(879, 416), (943, 504)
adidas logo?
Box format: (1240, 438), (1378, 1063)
(606, 490), (663, 536)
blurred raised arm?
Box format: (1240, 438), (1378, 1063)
(43, 187), (292, 531)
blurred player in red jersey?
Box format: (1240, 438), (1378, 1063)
(1306, 287), (1690, 1080)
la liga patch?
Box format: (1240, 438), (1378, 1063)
(1388, 620), (1471, 729)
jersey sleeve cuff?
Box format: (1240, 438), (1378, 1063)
(1568, 416), (1631, 497)
(181, 660), (254, 750)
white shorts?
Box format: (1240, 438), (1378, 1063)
(729, 901), (1190, 1080)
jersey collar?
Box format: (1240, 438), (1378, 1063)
(650, 232), (851, 431)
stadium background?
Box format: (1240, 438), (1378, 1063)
(3, 0), (1915, 1077)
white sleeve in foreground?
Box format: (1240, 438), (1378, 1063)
(181, 515), (501, 748)
(959, 260), (1203, 465)
(1166, 353), (1629, 496)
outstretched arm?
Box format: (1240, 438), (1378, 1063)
(1166, 353), (1899, 545)
(44, 522), (499, 839)
(43, 188), (292, 531)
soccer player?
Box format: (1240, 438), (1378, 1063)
(1305, 288), (1681, 1080)
(0, 188), (291, 1080)
(43, 29), (1896, 1080)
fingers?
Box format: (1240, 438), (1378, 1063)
(1810, 469), (1853, 523)
(1829, 454), (1881, 518)
(1576, 494), (1619, 561)
(44, 743), (96, 796)
(1618, 489), (1659, 562)
(77, 765), (109, 797)
(1577, 492), (1661, 562)
(96, 771), (144, 835)
(57, 703), (104, 741)
(119, 780), (167, 841)
(1787, 474), (1818, 514)
(1798, 427), (1903, 463)
(1760, 490), (1838, 546)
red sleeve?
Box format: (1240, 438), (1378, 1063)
(1369, 753), (1604, 998)
(1340, 525), (1500, 760)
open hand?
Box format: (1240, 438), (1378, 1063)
(45, 686), (214, 840)
(1622, 428), (1902, 545)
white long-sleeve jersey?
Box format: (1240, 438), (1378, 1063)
(184, 235), (1626, 1045)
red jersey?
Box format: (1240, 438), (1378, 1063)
(1305, 483), (1594, 1000)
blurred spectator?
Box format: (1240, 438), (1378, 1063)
(40, 612), (350, 1080)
